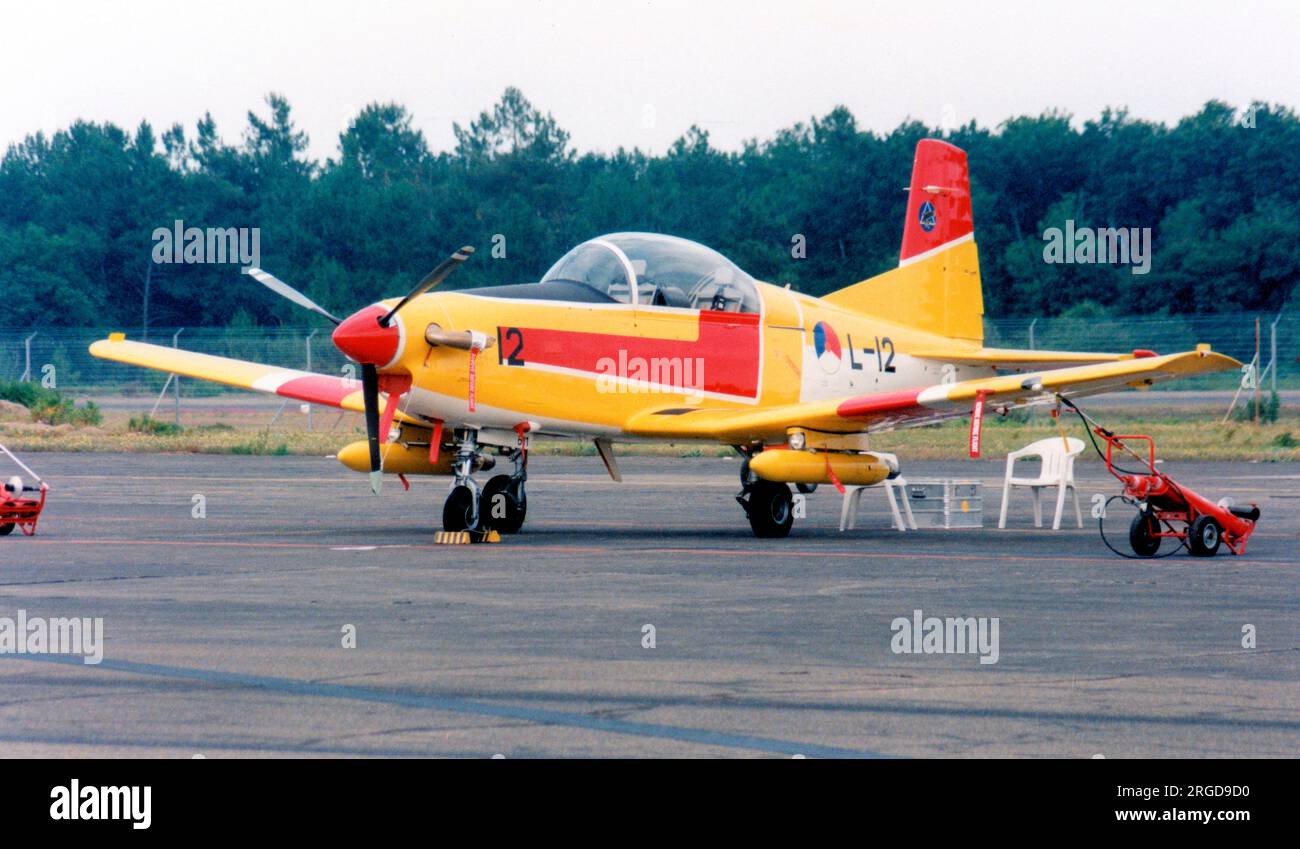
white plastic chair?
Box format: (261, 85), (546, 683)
(998, 437), (1084, 530)
(839, 478), (917, 532)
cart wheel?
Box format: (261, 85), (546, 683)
(1128, 511), (1160, 557)
(0, 521), (13, 537)
(1188, 515), (1221, 557)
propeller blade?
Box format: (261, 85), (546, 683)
(245, 267), (343, 325)
(379, 246), (475, 327)
(361, 363), (382, 494)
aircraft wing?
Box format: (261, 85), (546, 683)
(625, 348), (1240, 443)
(88, 334), (411, 419)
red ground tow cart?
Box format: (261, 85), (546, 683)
(1058, 398), (1260, 557)
(0, 443), (49, 538)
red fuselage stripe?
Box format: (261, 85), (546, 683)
(503, 311), (761, 398)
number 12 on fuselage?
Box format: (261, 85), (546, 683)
(846, 334), (895, 373)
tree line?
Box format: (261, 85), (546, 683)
(1, 87), (1296, 330)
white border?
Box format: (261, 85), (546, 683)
(897, 231), (974, 268)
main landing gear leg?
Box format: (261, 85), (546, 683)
(735, 448), (793, 539)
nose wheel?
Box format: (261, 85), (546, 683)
(442, 484), (480, 532)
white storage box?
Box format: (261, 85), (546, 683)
(905, 479), (983, 529)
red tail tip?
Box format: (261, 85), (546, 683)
(899, 139), (974, 265)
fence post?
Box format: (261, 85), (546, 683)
(173, 328), (184, 427)
(21, 332), (37, 381)
(1254, 317), (1261, 424)
(305, 329), (318, 431)
(1270, 313), (1281, 393)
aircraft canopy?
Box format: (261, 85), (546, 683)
(541, 233), (760, 312)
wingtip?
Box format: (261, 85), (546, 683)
(88, 334), (126, 356)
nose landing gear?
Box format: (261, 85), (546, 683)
(442, 431), (483, 532)
(440, 428), (528, 534)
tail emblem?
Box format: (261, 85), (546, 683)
(918, 200), (937, 232)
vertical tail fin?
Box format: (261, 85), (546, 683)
(899, 139), (974, 265)
(823, 139), (984, 343)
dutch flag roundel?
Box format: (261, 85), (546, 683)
(813, 321), (841, 373)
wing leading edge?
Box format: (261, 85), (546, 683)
(88, 335), (408, 418)
(908, 346), (1151, 370)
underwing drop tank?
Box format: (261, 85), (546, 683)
(749, 448), (898, 487)
(338, 440), (452, 475)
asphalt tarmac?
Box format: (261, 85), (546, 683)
(0, 452), (1296, 757)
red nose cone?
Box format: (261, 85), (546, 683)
(332, 305), (402, 366)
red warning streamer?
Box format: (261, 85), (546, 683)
(468, 348), (479, 413)
(429, 419), (443, 465)
(969, 390), (990, 458)
(824, 454), (846, 494)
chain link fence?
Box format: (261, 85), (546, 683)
(984, 313), (1295, 391)
(0, 327), (355, 397)
(0, 312), (1293, 397)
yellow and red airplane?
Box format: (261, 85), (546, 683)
(90, 139), (1238, 537)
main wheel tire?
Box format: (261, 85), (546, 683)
(442, 485), (480, 532)
(1128, 511), (1160, 557)
(747, 480), (794, 538)
(1188, 515), (1222, 557)
(481, 474), (526, 534)
(796, 482), (818, 494)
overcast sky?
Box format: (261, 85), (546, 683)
(3, 0), (1296, 162)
